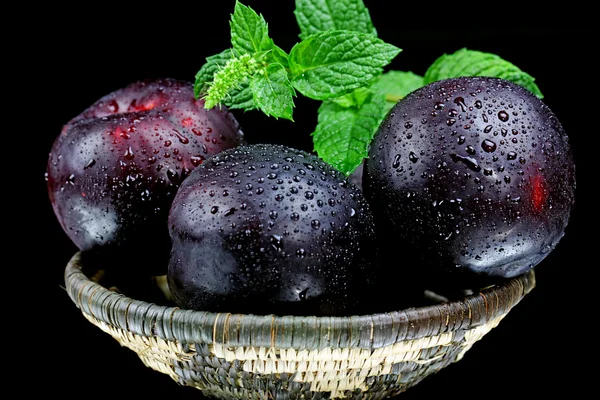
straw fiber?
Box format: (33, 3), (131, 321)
(64, 251), (535, 399)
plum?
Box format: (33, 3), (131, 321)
(363, 76), (575, 285)
(167, 143), (380, 316)
(46, 78), (245, 275)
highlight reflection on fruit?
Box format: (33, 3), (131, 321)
(363, 76), (576, 282)
(46, 78), (245, 274)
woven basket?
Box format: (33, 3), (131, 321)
(64, 251), (535, 399)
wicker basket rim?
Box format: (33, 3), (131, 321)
(64, 250), (535, 348)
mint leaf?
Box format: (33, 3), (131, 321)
(250, 63), (296, 120)
(370, 70), (424, 113)
(330, 86), (372, 108)
(203, 53), (263, 109)
(193, 49), (257, 110)
(194, 49), (234, 98)
(230, 1), (273, 54)
(223, 83), (255, 110)
(295, 0), (376, 39)
(289, 30), (401, 100)
(270, 44), (290, 67)
(312, 89), (385, 174)
(424, 48), (543, 98)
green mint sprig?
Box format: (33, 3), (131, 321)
(195, 0), (543, 175)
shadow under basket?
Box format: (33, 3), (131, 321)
(64, 251), (536, 400)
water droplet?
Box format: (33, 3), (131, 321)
(167, 168), (179, 183)
(190, 155), (206, 167)
(173, 129), (189, 144)
(498, 111), (509, 122)
(446, 118), (456, 126)
(269, 210), (278, 219)
(66, 174), (75, 185)
(434, 101), (445, 110)
(299, 288), (309, 300)
(457, 136), (466, 145)
(296, 248), (306, 258)
(484, 125), (493, 133)
(409, 152), (418, 163)
(305, 191), (314, 200)
(454, 97), (467, 112)
(474, 100), (483, 109)
(84, 159), (96, 170)
(392, 154), (401, 168)
(404, 121), (413, 129)
(107, 99), (119, 113)
(290, 212), (299, 221)
(124, 147), (134, 159)
(481, 139), (497, 153)
(507, 151), (517, 160)
(210, 206), (219, 214)
(224, 207), (236, 216)
(465, 145), (476, 155)
(270, 234), (283, 251)
(311, 220), (321, 229)
(450, 154), (481, 172)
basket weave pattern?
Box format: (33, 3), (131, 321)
(65, 251), (535, 399)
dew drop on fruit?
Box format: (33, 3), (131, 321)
(167, 168), (179, 183)
(124, 146), (134, 159)
(190, 155), (206, 166)
(173, 130), (189, 144)
(507, 151), (517, 160)
(84, 159), (96, 170)
(450, 154), (481, 172)
(481, 139), (497, 153)
(409, 152), (419, 163)
(311, 220), (321, 229)
(392, 154), (401, 168)
(305, 191), (314, 200)
(211, 206), (219, 214)
(498, 111), (509, 122)
(454, 97), (467, 112)
(270, 234), (283, 251)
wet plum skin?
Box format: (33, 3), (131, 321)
(363, 76), (575, 283)
(167, 144), (380, 316)
(46, 78), (245, 275)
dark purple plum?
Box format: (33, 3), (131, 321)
(167, 143), (380, 316)
(363, 76), (575, 286)
(46, 78), (245, 275)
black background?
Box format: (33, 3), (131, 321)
(21, 2), (595, 398)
